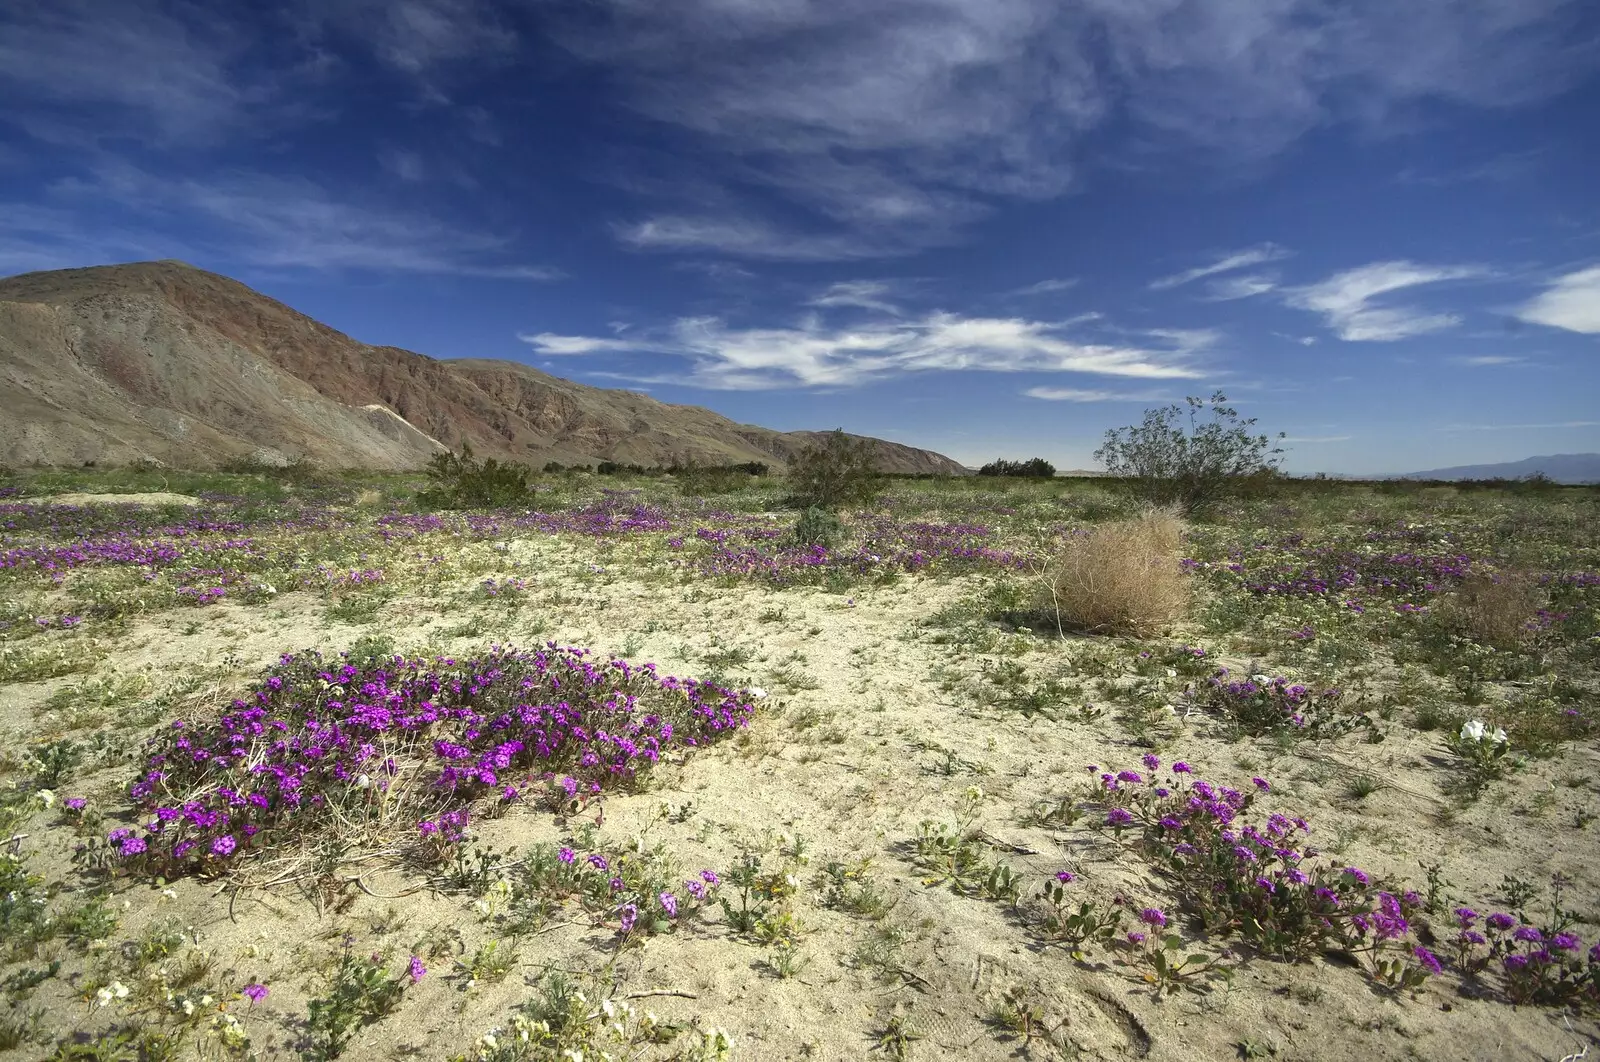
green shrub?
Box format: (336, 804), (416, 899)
(790, 506), (844, 548)
(977, 458), (1055, 478)
(417, 443), (534, 509)
(786, 429), (883, 511)
(1095, 392), (1283, 515)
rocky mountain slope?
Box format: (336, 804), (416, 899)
(0, 260), (966, 474)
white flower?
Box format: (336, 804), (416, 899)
(1252, 674), (1269, 685)
(1460, 720), (1487, 743)
(96, 981), (130, 1007)
(36, 789), (55, 808)
(746, 687), (768, 699)
(1492, 726), (1508, 745)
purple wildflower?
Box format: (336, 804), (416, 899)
(1055, 870), (1075, 883)
(243, 983), (268, 1004)
(1139, 908), (1167, 928)
(1412, 947), (1443, 975)
(408, 955), (426, 983)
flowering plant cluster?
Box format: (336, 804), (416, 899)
(1191, 668), (1364, 738)
(1197, 529), (1473, 600)
(1449, 908), (1600, 1007)
(488, 842), (722, 940)
(110, 644), (756, 877)
(1089, 757), (1440, 990)
(687, 514), (1030, 585)
(457, 972), (732, 1062)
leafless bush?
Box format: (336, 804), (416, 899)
(1038, 508), (1188, 636)
(1440, 571), (1541, 649)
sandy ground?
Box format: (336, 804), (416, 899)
(2, 530), (1597, 1062)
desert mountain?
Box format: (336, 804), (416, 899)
(1399, 453), (1600, 484)
(0, 260), (967, 475)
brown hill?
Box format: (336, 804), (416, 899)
(0, 260), (967, 475)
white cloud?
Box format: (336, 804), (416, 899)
(516, 333), (641, 355)
(1024, 387), (1169, 402)
(1441, 420), (1599, 431)
(521, 309), (1207, 390)
(1452, 355), (1525, 366)
(0, 2), (261, 140)
(25, 164), (561, 278)
(613, 216), (893, 261)
(808, 281), (903, 315)
(1285, 261), (1485, 341)
(546, 1), (1598, 259)
(1012, 278), (1079, 296)
(1204, 275), (1278, 301)
(1150, 245), (1288, 290)
(1516, 265), (1600, 334)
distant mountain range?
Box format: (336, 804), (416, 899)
(1399, 454), (1600, 483)
(0, 260), (966, 474)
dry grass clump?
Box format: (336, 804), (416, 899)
(1039, 507), (1188, 636)
(1439, 570), (1540, 649)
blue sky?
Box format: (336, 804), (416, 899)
(2, 1), (1598, 474)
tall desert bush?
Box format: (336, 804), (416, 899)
(1039, 508), (1188, 636)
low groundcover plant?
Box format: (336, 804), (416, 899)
(105, 644), (756, 877)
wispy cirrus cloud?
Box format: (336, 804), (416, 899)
(1452, 355), (1526, 366)
(1149, 244), (1288, 290)
(1012, 278), (1079, 297)
(1285, 261), (1486, 341)
(540, 0), (1600, 260)
(1516, 265), (1600, 334)
(807, 281), (904, 315)
(1203, 275), (1278, 301)
(1024, 387), (1170, 402)
(520, 308), (1209, 391)
(14, 163), (562, 278)
(1440, 420), (1599, 431)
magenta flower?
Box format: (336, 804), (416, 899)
(242, 983), (268, 1004)
(1139, 908), (1167, 928)
(558, 847), (575, 864)
(1106, 808), (1134, 828)
(211, 835), (236, 857)
(1171, 762), (1192, 774)
(1251, 777), (1270, 792)
(408, 955), (426, 983)
(618, 903), (639, 932)
(1412, 947), (1442, 975)
(659, 891), (679, 917)
(1054, 870), (1075, 883)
